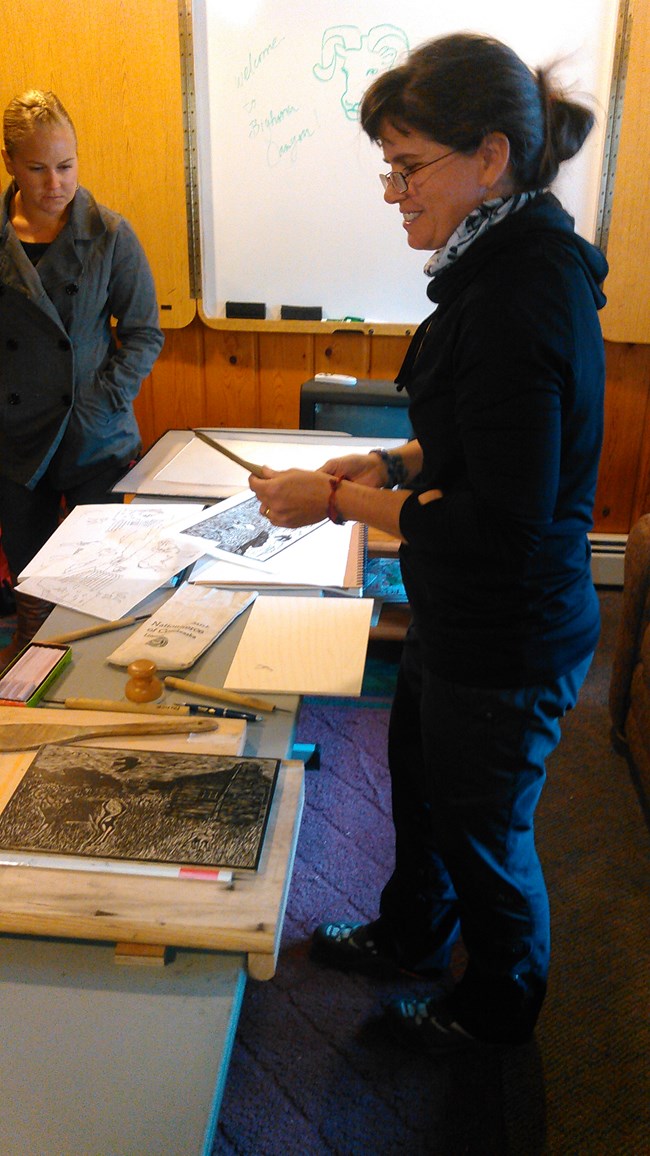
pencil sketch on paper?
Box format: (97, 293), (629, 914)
(179, 494), (320, 564)
(15, 503), (203, 620)
(0, 744), (281, 871)
(21, 504), (200, 579)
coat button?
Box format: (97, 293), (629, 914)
(8, 393), (20, 405)
(6, 339), (18, 350)
(58, 338), (71, 351)
(65, 282), (79, 295)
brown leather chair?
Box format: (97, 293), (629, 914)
(609, 514), (650, 795)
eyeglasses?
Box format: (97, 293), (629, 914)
(379, 150), (457, 193)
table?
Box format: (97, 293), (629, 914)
(1, 425), (380, 1152)
(0, 934), (246, 1156)
(0, 596), (304, 1156)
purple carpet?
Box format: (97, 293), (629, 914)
(215, 591), (650, 1155)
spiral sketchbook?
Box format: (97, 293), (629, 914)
(190, 517), (366, 593)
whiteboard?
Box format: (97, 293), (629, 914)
(193, 0), (619, 324)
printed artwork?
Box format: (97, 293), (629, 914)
(0, 744), (281, 871)
(363, 558), (408, 603)
(179, 493), (318, 564)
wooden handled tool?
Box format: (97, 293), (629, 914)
(0, 718), (221, 753)
(192, 429), (266, 477)
(63, 698), (194, 715)
(163, 676), (276, 713)
(39, 615), (150, 645)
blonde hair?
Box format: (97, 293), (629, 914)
(3, 90), (77, 157)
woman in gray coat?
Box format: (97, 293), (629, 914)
(0, 90), (163, 665)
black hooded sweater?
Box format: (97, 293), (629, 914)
(396, 192), (608, 687)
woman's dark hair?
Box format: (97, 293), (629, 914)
(360, 32), (595, 190)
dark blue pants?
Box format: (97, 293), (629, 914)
(0, 460), (129, 579)
(380, 629), (592, 1043)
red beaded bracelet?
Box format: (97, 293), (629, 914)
(327, 475), (347, 525)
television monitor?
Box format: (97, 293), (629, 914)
(299, 378), (412, 441)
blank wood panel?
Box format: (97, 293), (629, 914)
(224, 596), (374, 696)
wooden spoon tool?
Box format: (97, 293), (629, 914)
(0, 718), (222, 753)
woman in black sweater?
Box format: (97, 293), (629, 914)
(250, 32), (608, 1049)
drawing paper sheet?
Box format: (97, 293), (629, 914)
(224, 595), (373, 696)
(155, 434), (408, 494)
(117, 430), (408, 500)
(15, 504), (205, 620)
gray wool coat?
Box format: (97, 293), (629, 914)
(0, 184), (164, 490)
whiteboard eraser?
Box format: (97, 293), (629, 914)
(313, 373), (358, 385)
(225, 301), (266, 319)
(280, 305), (323, 320)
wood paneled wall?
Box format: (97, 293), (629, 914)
(135, 318), (650, 535)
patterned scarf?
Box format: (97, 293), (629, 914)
(424, 190), (540, 279)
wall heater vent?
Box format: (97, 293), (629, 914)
(589, 533), (627, 587)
